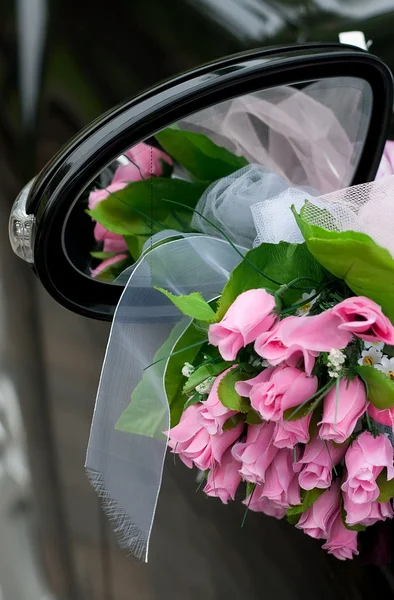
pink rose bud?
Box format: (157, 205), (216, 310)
(273, 414), (312, 449)
(91, 254), (128, 278)
(167, 404), (243, 471)
(198, 368), (238, 435)
(208, 289), (276, 361)
(296, 480), (340, 539)
(203, 449), (242, 504)
(88, 181), (128, 210)
(255, 321), (318, 375)
(319, 378), (367, 444)
(94, 223), (128, 253)
(245, 487), (287, 519)
(342, 431), (394, 504)
(343, 491), (393, 527)
(261, 448), (301, 508)
(368, 404), (394, 427)
(231, 422), (278, 484)
(332, 296), (394, 345)
(245, 365), (318, 422)
(294, 436), (347, 491)
(256, 311), (353, 365)
(322, 511), (359, 560)
(113, 143), (172, 183)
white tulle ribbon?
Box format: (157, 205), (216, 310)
(85, 236), (244, 560)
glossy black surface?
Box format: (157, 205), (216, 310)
(29, 45), (393, 320)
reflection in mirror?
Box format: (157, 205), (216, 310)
(62, 76), (372, 284)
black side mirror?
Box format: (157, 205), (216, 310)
(9, 43), (393, 320)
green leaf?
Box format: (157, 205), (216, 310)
(115, 321), (187, 437)
(165, 322), (208, 426)
(93, 257), (132, 282)
(222, 413), (245, 431)
(377, 468), (394, 502)
(156, 128), (248, 181)
(295, 203), (394, 324)
(184, 392), (204, 409)
(245, 409), (263, 425)
(287, 513), (301, 526)
(183, 361), (231, 394)
(90, 251), (119, 259)
(245, 481), (256, 499)
(217, 368), (250, 412)
(89, 177), (209, 236)
(217, 242), (327, 319)
(287, 487), (326, 517)
(357, 365), (394, 409)
(156, 288), (217, 322)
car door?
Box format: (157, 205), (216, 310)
(8, 41), (394, 600)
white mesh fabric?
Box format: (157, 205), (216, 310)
(302, 175), (394, 258)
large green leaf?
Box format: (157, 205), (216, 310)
(357, 365), (394, 409)
(377, 468), (394, 502)
(89, 177), (209, 236)
(217, 368), (250, 412)
(155, 288), (217, 322)
(295, 203), (394, 324)
(217, 242), (326, 319)
(156, 128), (248, 182)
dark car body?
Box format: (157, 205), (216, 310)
(1, 1), (394, 599)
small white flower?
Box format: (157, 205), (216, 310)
(357, 346), (383, 368)
(364, 341), (385, 351)
(296, 290), (318, 316)
(328, 370), (340, 379)
(195, 376), (216, 395)
(328, 348), (346, 368)
(375, 356), (394, 380)
(182, 362), (195, 378)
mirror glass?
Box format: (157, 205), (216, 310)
(62, 76), (372, 284)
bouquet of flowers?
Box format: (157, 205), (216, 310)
(114, 187), (394, 562)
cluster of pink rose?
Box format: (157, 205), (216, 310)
(167, 288), (394, 560)
(88, 142), (172, 276)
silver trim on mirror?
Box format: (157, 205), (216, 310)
(9, 179), (36, 264)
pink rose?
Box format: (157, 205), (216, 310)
(121, 142), (172, 180)
(332, 296), (394, 345)
(203, 449), (242, 503)
(245, 488), (287, 519)
(91, 253), (128, 278)
(273, 414), (311, 449)
(261, 448), (301, 508)
(93, 223), (128, 253)
(166, 404), (243, 471)
(198, 368), (237, 435)
(319, 378), (367, 444)
(376, 140), (394, 179)
(294, 436), (347, 491)
(341, 431), (394, 504)
(244, 365), (318, 422)
(343, 492), (393, 527)
(258, 310), (353, 356)
(368, 404), (394, 427)
(322, 511), (359, 560)
(231, 422), (278, 484)
(255, 321), (318, 375)
(88, 181), (128, 210)
(296, 480), (340, 539)
(208, 289), (276, 361)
